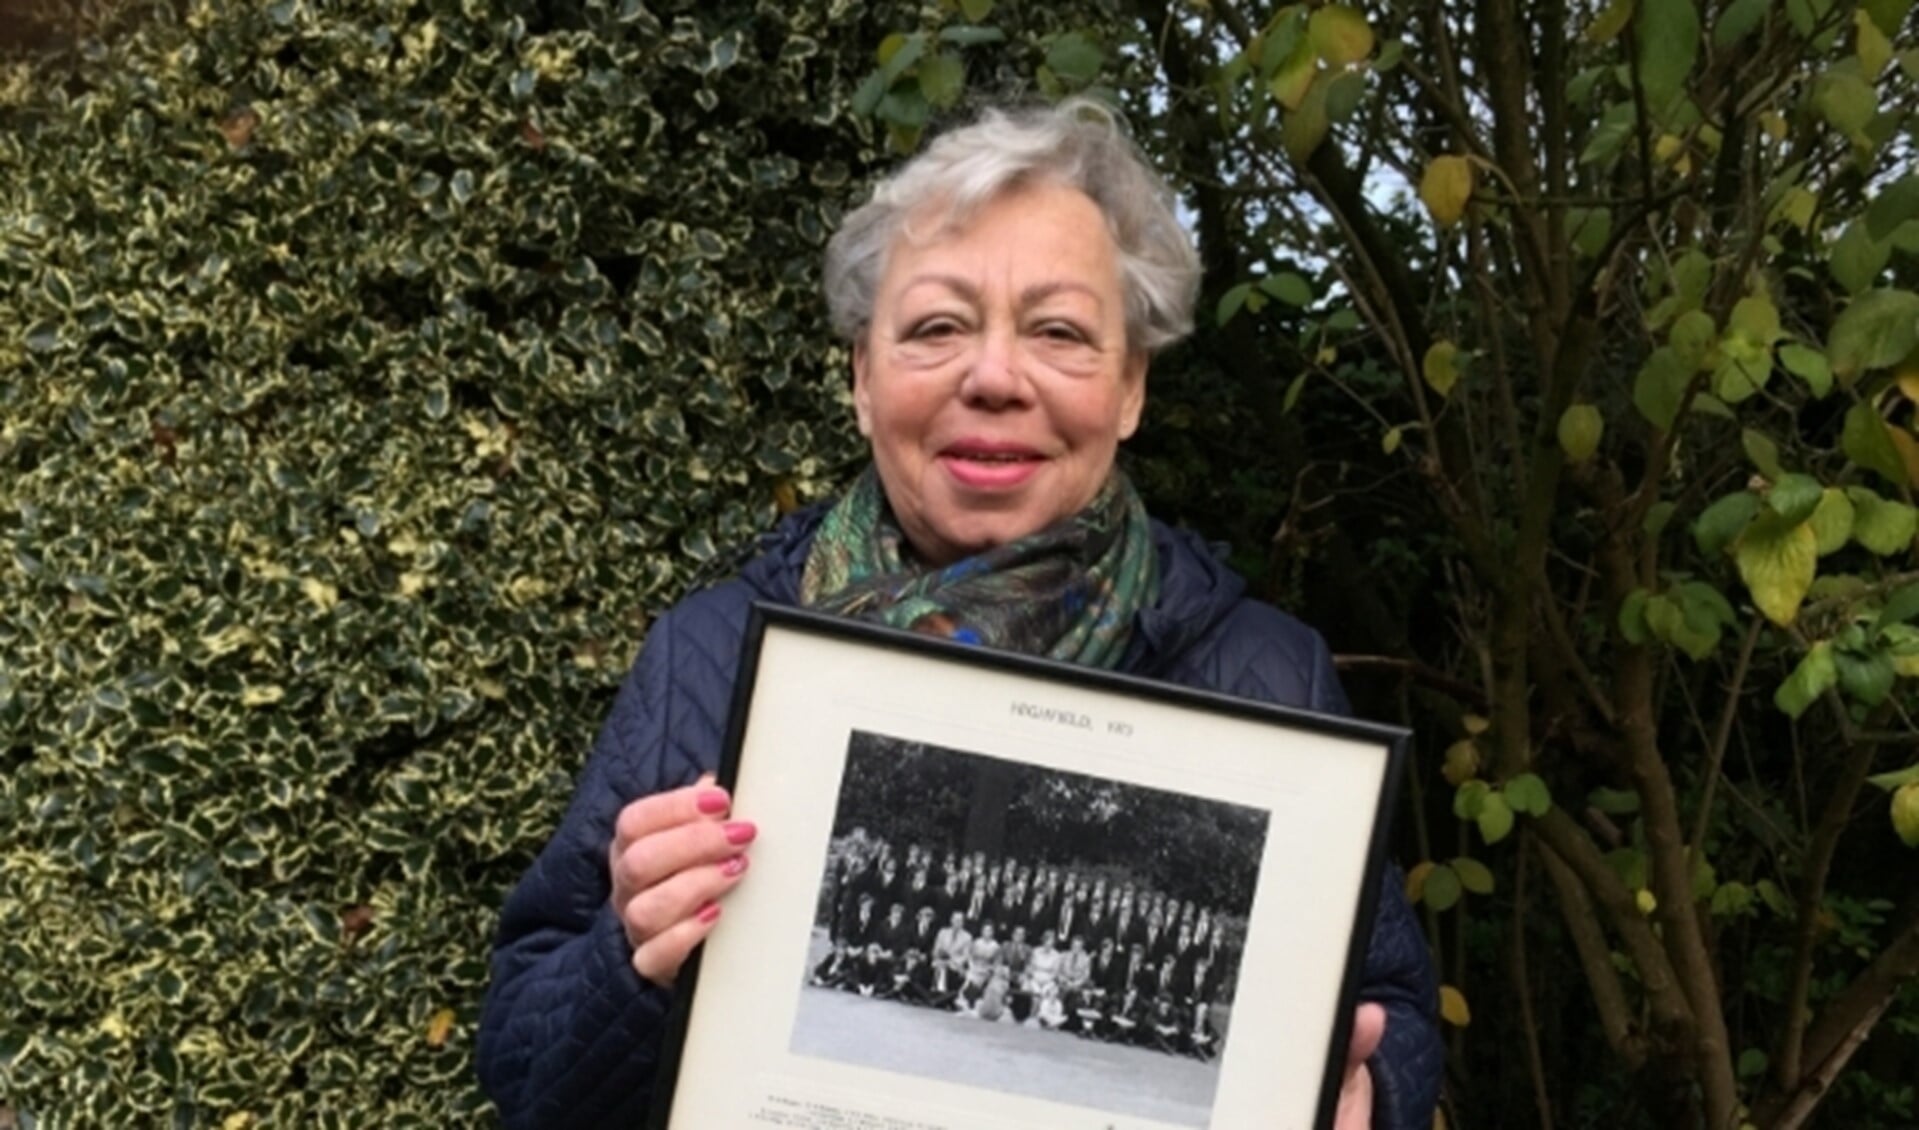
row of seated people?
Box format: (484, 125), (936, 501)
(810, 903), (1227, 1060)
(821, 838), (1241, 983)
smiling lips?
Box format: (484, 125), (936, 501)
(939, 440), (1046, 489)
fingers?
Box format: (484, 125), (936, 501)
(631, 900), (724, 987)
(1345, 1001), (1387, 1073)
(613, 812), (757, 896)
(1333, 1062), (1374, 1130)
(613, 778), (732, 852)
(619, 850), (750, 946)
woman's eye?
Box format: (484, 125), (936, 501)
(1037, 322), (1088, 343)
(909, 319), (962, 340)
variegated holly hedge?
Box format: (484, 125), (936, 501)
(0, 0), (903, 1123)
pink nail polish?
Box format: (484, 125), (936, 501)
(723, 821), (756, 846)
(697, 901), (721, 924)
(721, 855), (749, 877)
(695, 788), (729, 815)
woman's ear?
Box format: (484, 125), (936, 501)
(852, 336), (874, 438)
(1117, 351), (1148, 441)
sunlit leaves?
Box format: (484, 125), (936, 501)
(1809, 489), (1856, 554)
(1634, 347), (1690, 429)
(1776, 641), (1837, 717)
(1420, 156), (1474, 228)
(1696, 492), (1761, 556)
(1846, 487), (1917, 555)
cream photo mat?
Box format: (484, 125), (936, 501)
(652, 605), (1405, 1130)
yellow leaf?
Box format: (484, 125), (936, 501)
(1405, 860), (1436, 902)
(1423, 339), (1461, 396)
(300, 577), (339, 612)
(1268, 35), (1317, 110)
(1462, 713), (1490, 735)
(1637, 888), (1659, 915)
(1586, 0), (1635, 43)
(1772, 186), (1816, 231)
(1735, 513), (1818, 626)
(1654, 133), (1684, 164)
(1893, 783), (1919, 848)
(1898, 372), (1919, 405)
(1420, 156), (1474, 228)
(1308, 5), (1374, 66)
(398, 571), (429, 597)
(1855, 9), (1892, 77)
(1439, 984), (1472, 1026)
(426, 1007), (456, 1048)
(1888, 428), (1919, 488)
(1442, 740), (1481, 786)
(1760, 112), (1788, 142)
(222, 1115), (254, 1130)
(242, 684), (285, 707)
(1382, 425), (1403, 455)
(1558, 403), (1604, 463)
(1316, 344), (1338, 366)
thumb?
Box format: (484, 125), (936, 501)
(1346, 1002), (1387, 1075)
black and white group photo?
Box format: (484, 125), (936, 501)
(788, 729), (1271, 1127)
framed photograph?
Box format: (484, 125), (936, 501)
(648, 603), (1409, 1130)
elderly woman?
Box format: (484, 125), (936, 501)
(475, 99), (1440, 1128)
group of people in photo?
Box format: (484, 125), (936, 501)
(807, 832), (1246, 1060)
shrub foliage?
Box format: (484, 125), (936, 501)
(0, 0), (911, 1122)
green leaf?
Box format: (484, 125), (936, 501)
(1323, 70), (1367, 125)
(1260, 272), (1314, 307)
(1876, 583), (1919, 632)
(1589, 787), (1641, 815)
(1309, 5), (1375, 65)
(876, 32), (926, 82)
(1778, 343), (1834, 397)
(1895, 784), (1919, 847)
(1619, 588), (1651, 644)
(1678, 580), (1738, 628)
(1714, 883), (1756, 918)
(1738, 1048), (1771, 1079)
(957, 0), (994, 21)
(1828, 289), (1919, 380)
(1742, 428), (1785, 480)
(1814, 69), (1876, 136)
(1847, 487), (1918, 555)
(1477, 793), (1516, 844)
(1809, 488), (1856, 555)
(1045, 32), (1104, 85)
(1842, 401), (1907, 485)
(1423, 340), (1462, 397)
(1505, 773), (1553, 816)
(1867, 763), (1919, 791)
(850, 71), (889, 116)
(1714, 0), (1771, 47)
(1452, 856), (1495, 894)
(1670, 309), (1717, 369)
(1866, 174), (1919, 241)
(1634, 346), (1690, 429)
(1836, 648), (1896, 705)
(1283, 372), (1308, 414)
(1862, 0), (1915, 36)
(1281, 70), (1333, 162)
(1695, 491), (1761, 556)
(917, 54), (965, 108)
(1644, 501), (1677, 537)
(1775, 641), (1837, 718)
(1831, 221), (1891, 295)
(1217, 282), (1253, 327)
(1557, 404), (1603, 463)
(1424, 863), (1463, 910)
(1454, 779), (1492, 821)
(1636, 0), (1699, 114)
(1767, 473), (1823, 524)
(1736, 510), (1819, 626)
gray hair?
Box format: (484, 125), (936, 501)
(823, 98), (1201, 355)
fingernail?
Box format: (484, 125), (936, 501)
(695, 788), (729, 815)
(721, 854), (749, 877)
(723, 820), (757, 846)
(697, 901), (721, 924)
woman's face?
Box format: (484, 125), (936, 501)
(855, 181), (1146, 566)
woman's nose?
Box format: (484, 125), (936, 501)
(958, 326), (1027, 407)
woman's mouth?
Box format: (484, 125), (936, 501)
(939, 444), (1045, 488)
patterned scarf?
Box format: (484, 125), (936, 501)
(798, 465), (1158, 669)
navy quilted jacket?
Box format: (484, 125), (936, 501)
(477, 506), (1443, 1127)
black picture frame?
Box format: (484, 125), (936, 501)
(647, 603), (1410, 1130)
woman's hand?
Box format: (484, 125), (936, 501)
(608, 776), (755, 987)
(1335, 1002), (1386, 1129)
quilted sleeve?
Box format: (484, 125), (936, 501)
(1306, 633), (1445, 1130)
(475, 609), (713, 1129)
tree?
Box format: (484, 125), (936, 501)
(850, 0), (1919, 1125)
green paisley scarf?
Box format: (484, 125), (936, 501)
(798, 465), (1158, 669)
